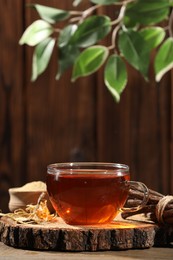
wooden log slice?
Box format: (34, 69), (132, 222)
(0, 215), (172, 251)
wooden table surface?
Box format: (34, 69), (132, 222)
(0, 242), (173, 260)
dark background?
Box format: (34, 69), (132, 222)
(0, 0), (173, 212)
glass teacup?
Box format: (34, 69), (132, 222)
(46, 162), (149, 225)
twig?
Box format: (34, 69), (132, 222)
(70, 10), (83, 15)
(83, 4), (101, 18)
(122, 186), (173, 225)
(108, 25), (121, 50)
(108, 2), (130, 50)
(111, 4), (126, 26)
(69, 5), (101, 24)
(168, 8), (173, 37)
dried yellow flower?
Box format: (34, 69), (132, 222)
(0, 192), (56, 224)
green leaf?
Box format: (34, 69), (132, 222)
(19, 20), (53, 46)
(125, 0), (171, 26)
(154, 38), (173, 82)
(118, 29), (150, 80)
(32, 4), (70, 24)
(70, 15), (111, 48)
(57, 24), (79, 79)
(72, 45), (109, 81)
(90, 0), (119, 4)
(139, 27), (165, 51)
(31, 37), (55, 81)
(58, 24), (77, 48)
(56, 45), (80, 80)
(104, 54), (127, 102)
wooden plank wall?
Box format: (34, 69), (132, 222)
(0, 0), (172, 212)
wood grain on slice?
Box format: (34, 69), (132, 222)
(0, 216), (163, 251)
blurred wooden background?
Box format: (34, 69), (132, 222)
(0, 0), (173, 212)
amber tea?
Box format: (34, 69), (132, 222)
(47, 164), (130, 225)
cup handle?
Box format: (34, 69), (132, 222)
(121, 180), (149, 213)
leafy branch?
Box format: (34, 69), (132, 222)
(19, 0), (173, 102)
